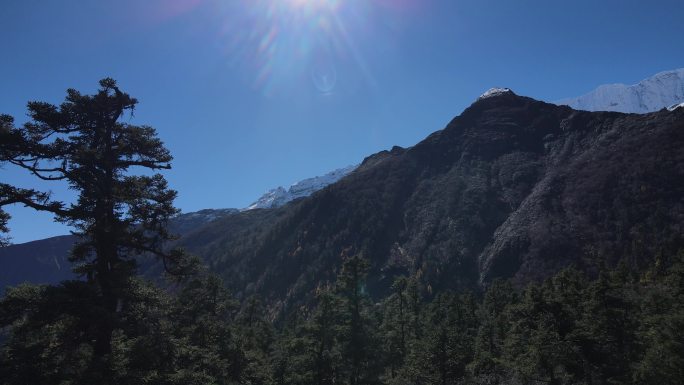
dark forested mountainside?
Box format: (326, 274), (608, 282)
(0, 235), (75, 292)
(4, 248), (683, 384)
(176, 91), (684, 314)
(3, 91), (684, 318)
(0, 209), (238, 290)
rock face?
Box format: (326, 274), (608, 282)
(179, 90), (684, 313)
(556, 68), (684, 113)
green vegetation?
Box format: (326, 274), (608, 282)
(4, 249), (683, 384)
(0, 79), (197, 383)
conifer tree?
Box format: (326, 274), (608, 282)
(270, 310), (312, 385)
(634, 251), (684, 384)
(0, 79), (193, 381)
(503, 284), (569, 385)
(380, 276), (410, 380)
(0, 114), (49, 246)
(310, 286), (341, 385)
(170, 273), (243, 383)
(576, 270), (637, 383)
(234, 295), (275, 384)
(271, 285), (341, 385)
(469, 279), (516, 380)
(336, 254), (381, 385)
(0, 116), (9, 245)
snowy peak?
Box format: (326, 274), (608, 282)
(245, 165), (358, 210)
(556, 68), (684, 113)
(167, 165), (358, 224)
(478, 87), (514, 100)
(245, 187), (289, 210)
(668, 102), (684, 111)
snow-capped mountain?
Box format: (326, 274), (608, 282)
(478, 87), (513, 100)
(556, 68), (684, 113)
(167, 165), (358, 224)
(668, 102), (684, 111)
(245, 165), (358, 210)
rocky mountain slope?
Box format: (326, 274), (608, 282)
(3, 91), (683, 318)
(173, 89), (684, 315)
(556, 68), (684, 113)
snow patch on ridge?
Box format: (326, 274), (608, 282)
(479, 88), (513, 100)
(668, 102), (684, 111)
(245, 164), (358, 210)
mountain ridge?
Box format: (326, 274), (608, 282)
(556, 68), (684, 113)
(169, 91), (684, 315)
(2, 90), (683, 318)
(245, 164), (358, 210)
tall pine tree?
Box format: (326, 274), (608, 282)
(336, 254), (381, 385)
(0, 79), (193, 381)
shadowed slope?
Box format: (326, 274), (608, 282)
(179, 91), (684, 314)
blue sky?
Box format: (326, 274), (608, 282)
(1, 0), (683, 243)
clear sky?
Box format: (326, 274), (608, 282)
(1, 0), (683, 244)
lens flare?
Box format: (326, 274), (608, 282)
(311, 50), (337, 94)
(194, 0), (420, 96)
(286, 0), (340, 11)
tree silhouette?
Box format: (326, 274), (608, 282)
(0, 79), (193, 379)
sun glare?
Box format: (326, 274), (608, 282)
(286, 0), (340, 11)
(211, 0), (353, 95)
(146, 0), (419, 97)
(206, 0), (413, 96)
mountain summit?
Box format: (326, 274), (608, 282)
(556, 68), (684, 113)
(478, 87), (514, 100)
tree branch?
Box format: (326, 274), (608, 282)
(0, 185), (69, 217)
